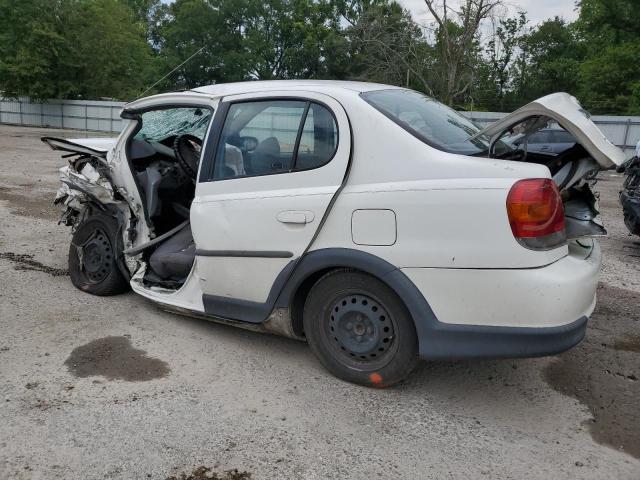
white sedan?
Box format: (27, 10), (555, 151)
(43, 81), (626, 386)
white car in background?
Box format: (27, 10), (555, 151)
(43, 81), (626, 386)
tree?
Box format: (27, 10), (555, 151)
(347, 2), (434, 93)
(422, 0), (502, 106)
(575, 0), (640, 114)
(0, 0), (70, 99)
(153, 0), (349, 90)
(0, 0), (156, 100)
(478, 11), (528, 110)
(515, 18), (583, 105)
(152, 0), (245, 90)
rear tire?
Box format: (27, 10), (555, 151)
(303, 269), (418, 387)
(68, 214), (130, 296)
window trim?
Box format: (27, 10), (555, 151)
(121, 102), (216, 227)
(199, 96), (339, 183)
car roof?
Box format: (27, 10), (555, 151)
(191, 80), (401, 97)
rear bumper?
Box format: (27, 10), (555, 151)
(393, 240), (600, 359)
(416, 315), (588, 360)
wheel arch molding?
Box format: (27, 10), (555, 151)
(275, 248), (437, 348)
(277, 248), (588, 361)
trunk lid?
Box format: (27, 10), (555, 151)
(477, 93), (628, 241)
(476, 92), (626, 168)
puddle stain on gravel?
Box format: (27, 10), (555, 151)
(614, 335), (640, 353)
(0, 252), (68, 277)
(64, 336), (170, 382)
(544, 284), (640, 459)
(165, 467), (251, 480)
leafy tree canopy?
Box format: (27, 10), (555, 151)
(0, 0), (639, 113)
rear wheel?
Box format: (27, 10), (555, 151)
(303, 270), (418, 387)
(68, 214), (129, 296)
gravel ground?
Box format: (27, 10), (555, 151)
(0, 124), (638, 480)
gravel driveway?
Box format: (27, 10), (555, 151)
(0, 125), (638, 479)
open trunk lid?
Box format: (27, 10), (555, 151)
(478, 93), (629, 241)
(476, 92), (626, 168)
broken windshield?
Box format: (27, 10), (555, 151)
(134, 107), (212, 142)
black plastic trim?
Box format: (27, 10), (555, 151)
(199, 245), (587, 359)
(196, 250), (293, 258)
(202, 260), (297, 323)
(271, 247), (587, 359)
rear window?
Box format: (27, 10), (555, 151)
(361, 89), (490, 155)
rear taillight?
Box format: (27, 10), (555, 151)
(506, 178), (566, 250)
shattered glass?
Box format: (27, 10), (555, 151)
(134, 108), (212, 142)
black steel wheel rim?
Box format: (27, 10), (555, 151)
(80, 229), (113, 284)
(325, 293), (397, 366)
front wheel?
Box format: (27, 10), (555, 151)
(303, 270), (418, 387)
(68, 214), (130, 296)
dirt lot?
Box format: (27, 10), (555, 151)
(0, 124), (639, 479)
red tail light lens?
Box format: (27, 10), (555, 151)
(506, 178), (566, 250)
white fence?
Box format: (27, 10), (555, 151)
(1, 96), (639, 155)
(0, 97), (125, 132)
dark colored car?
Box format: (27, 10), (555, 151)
(513, 128), (576, 155)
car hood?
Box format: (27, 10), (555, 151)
(476, 93), (626, 168)
(41, 136), (118, 157)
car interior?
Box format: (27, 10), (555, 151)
(126, 101), (337, 289)
(490, 117), (590, 179)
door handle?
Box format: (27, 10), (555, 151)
(277, 210), (315, 224)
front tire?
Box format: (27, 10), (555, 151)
(303, 269), (418, 387)
(68, 214), (130, 296)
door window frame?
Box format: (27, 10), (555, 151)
(198, 96), (339, 183)
(120, 101), (216, 226)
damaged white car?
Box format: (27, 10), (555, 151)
(44, 81), (627, 386)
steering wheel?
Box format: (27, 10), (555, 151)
(173, 134), (203, 180)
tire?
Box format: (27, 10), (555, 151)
(68, 214), (130, 296)
(303, 269), (418, 387)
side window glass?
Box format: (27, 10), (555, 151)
(551, 130), (574, 143)
(213, 100), (306, 179)
(295, 103), (338, 170)
(528, 131), (548, 143)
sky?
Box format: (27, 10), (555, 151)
(398, 0), (579, 26)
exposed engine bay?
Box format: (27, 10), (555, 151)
(45, 106), (213, 291)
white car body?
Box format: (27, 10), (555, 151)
(45, 81), (626, 382)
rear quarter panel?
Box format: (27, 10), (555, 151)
(312, 91), (567, 269)
(311, 178), (567, 269)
